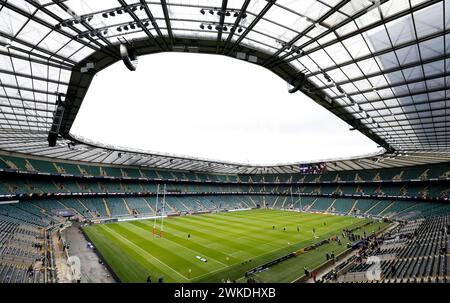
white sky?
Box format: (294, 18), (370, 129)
(71, 52), (380, 165)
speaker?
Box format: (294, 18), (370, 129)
(47, 94), (65, 147)
(120, 43), (138, 71)
(288, 72), (306, 94)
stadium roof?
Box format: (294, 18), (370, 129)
(0, 0), (449, 174)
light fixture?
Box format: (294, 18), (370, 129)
(200, 9), (205, 15)
(200, 23), (205, 30)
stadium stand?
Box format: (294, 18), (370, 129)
(1, 155), (449, 184)
(341, 215), (450, 283)
(0, 155), (448, 227)
(0, 154), (449, 285)
(0, 209), (58, 283)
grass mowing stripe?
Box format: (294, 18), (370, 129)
(110, 223), (215, 277)
(195, 218), (375, 282)
(83, 224), (151, 282)
(83, 209), (374, 283)
(255, 220), (389, 283)
(182, 212), (357, 249)
(125, 221), (229, 267)
(130, 220), (241, 264)
(156, 217), (269, 254)
(195, 217), (368, 282)
(172, 214), (304, 248)
(102, 224), (189, 281)
(212, 211), (357, 233)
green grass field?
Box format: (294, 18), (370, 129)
(83, 209), (384, 283)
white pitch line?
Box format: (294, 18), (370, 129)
(123, 222), (229, 267)
(101, 225), (189, 281)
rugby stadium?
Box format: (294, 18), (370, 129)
(0, 0), (449, 286)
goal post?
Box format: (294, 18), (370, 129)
(160, 184), (166, 238)
(153, 184), (160, 238)
(152, 184), (166, 238)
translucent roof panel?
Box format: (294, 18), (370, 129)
(0, 0), (449, 173)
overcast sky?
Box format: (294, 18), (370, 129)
(71, 52), (380, 165)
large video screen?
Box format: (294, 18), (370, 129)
(299, 162), (327, 174)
